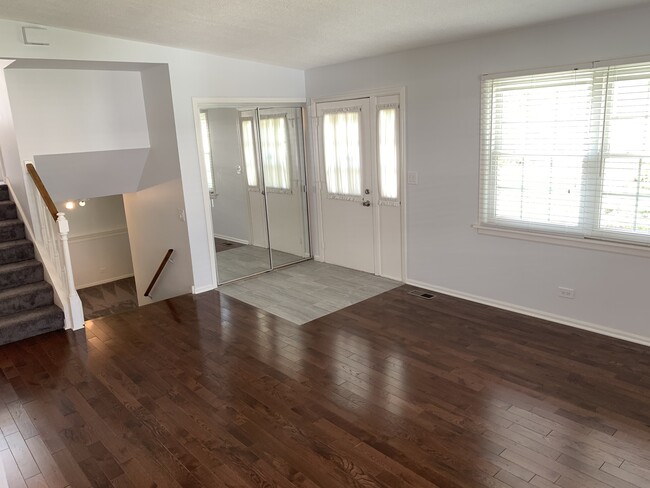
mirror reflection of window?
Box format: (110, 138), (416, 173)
(260, 116), (291, 191)
(199, 111), (216, 194)
(240, 118), (259, 188)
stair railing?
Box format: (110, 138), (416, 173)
(144, 249), (174, 298)
(23, 161), (84, 330)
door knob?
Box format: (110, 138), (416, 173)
(362, 199), (371, 207)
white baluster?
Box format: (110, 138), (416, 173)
(56, 213), (85, 330)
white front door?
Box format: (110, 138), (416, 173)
(316, 98), (375, 273)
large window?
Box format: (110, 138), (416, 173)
(480, 61), (650, 247)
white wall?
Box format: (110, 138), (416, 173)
(306, 4), (650, 344)
(123, 178), (193, 306)
(0, 18), (305, 295)
(0, 61), (19, 182)
(5, 68), (149, 158)
(59, 195), (134, 288)
(207, 108), (251, 243)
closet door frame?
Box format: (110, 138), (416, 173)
(192, 97), (308, 290)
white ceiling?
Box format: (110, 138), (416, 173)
(2, 0), (650, 69)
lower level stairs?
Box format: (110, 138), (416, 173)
(0, 184), (64, 346)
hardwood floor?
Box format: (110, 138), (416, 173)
(0, 285), (649, 487)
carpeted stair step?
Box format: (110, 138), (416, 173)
(0, 185), (9, 202)
(0, 239), (35, 265)
(0, 219), (25, 242)
(0, 305), (64, 346)
(0, 260), (43, 291)
(0, 201), (17, 221)
(0, 281), (54, 318)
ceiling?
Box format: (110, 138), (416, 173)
(2, 0), (650, 69)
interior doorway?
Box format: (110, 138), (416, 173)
(314, 92), (404, 281)
(195, 102), (311, 285)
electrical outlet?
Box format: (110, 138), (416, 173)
(407, 171), (418, 185)
(558, 287), (575, 299)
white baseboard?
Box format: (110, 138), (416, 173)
(76, 274), (134, 290)
(405, 278), (650, 348)
(214, 234), (249, 245)
(192, 284), (216, 294)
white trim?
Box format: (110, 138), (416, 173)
(193, 97), (306, 109)
(213, 233), (249, 245)
(473, 224), (650, 258)
(482, 54), (650, 80)
(192, 284), (216, 294)
(68, 227), (128, 243)
(405, 278), (650, 348)
(310, 86), (407, 281)
(76, 274), (134, 290)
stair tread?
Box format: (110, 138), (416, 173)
(0, 239), (31, 250)
(0, 201), (15, 206)
(0, 259), (41, 273)
(0, 281), (51, 300)
(0, 219), (22, 227)
(0, 304), (63, 328)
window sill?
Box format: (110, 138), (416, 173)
(473, 224), (650, 259)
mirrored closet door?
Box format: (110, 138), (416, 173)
(198, 104), (310, 284)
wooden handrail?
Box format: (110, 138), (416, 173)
(25, 163), (58, 221)
(144, 249), (174, 297)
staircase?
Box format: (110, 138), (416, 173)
(0, 184), (64, 346)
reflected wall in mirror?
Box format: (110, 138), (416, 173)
(198, 104), (310, 284)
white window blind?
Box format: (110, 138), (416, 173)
(199, 111), (216, 194)
(259, 116), (291, 190)
(378, 106), (399, 200)
(480, 60), (650, 247)
(323, 110), (362, 196)
(240, 118), (258, 188)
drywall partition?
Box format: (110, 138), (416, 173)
(0, 18), (305, 296)
(5, 69), (150, 156)
(59, 195), (134, 288)
(33, 148), (149, 201)
(123, 178), (193, 306)
(306, 3), (650, 344)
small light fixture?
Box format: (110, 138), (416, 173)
(64, 201), (75, 210)
(78, 199), (86, 207)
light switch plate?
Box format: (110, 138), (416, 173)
(407, 171), (418, 185)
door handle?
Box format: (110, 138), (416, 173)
(362, 199), (371, 207)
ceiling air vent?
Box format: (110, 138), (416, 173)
(408, 289), (436, 300)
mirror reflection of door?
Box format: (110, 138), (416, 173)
(198, 105), (311, 285)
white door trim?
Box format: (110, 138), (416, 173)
(309, 87), (407, 281)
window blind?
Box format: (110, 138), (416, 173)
(480, 60), (650, 246)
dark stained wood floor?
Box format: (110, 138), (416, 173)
(1, 285), (649, 487)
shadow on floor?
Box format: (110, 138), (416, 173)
(78, 277), (138, 320)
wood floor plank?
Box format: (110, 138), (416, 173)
(0, 285), (648, 487)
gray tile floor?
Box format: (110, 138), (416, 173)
(216, 244), (306, 283)
(218, 260), (401, 324)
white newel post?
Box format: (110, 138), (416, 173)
(56, 212), (85, 330)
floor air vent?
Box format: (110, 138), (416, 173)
(408, 289), (436, 300)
